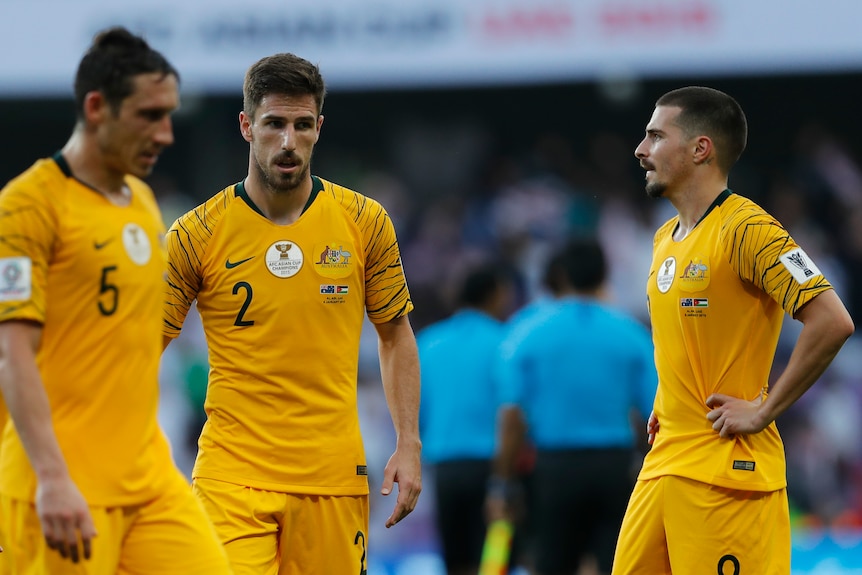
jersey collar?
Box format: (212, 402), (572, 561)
(695, 188), (734, 227)
(234, 176), (323, 218)
(52, 151), (130, 202)
(52, 151), (72, 177)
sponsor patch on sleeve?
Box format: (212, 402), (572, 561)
(778, 248), (822, 284)
(0, 256), (32, 302)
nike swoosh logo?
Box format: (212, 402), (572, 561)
(94, 239), (113, 250)
(225, 256), (255, 269)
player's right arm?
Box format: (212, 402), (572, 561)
(162, 220), (196, 345)
(162, 200), (212, 346)
(0, 174), (96, 563)
(0, 319), (96, 563)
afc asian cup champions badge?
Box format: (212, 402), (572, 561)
(656, 256), (675, 293)
(265, 240), (304, 278)
(122, 222), (152, 266)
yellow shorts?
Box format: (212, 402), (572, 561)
(193, 477), (369, 575)
(612, 475), (790, 575)
(0, 471), (231, 575)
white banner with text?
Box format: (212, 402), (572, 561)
(2, 0), (860, 96)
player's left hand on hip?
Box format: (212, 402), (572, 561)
(705, 393), (766, 438)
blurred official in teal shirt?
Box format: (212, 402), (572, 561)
(417, 263), (516, 575)
(490, 237), (657, 575)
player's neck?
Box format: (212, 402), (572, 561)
(61, 134), (130, 205)
(669, 177), (728, 241)
(244, 171), (312, 226)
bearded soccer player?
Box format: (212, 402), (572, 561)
(611, 86), (854, 575)
(162, 53), (422, 575)
(0, 27), (231, 574)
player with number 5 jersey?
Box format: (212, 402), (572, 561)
(0, 28), (231, 575)
(162, 52), (422, 575)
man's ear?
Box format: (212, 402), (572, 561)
(83, 91), (108, 125)
(314, 114), (324, 144)
(693, 136), (714, 165)
(239, 111), (253, 142)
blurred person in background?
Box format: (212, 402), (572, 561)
(161, 52), (421, 575)
(490, 237), (658, 575)
(0, 27), (231, 574)
(417, 262), (517, 575)
(613, 86), (855, 575)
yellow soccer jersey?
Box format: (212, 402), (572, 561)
(164, 176), (413, 494)
(0, 154), (175, 506)
(641, 190), (832, 491)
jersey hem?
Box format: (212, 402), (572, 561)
(191, 471), (370, 496)
(0, 486), (169, 508)
(636, 470), (787, 492)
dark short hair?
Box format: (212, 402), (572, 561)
(457, 264), (512, 308)
(656, 86), (747, 174)
(542, 250), (567, 295)
(74, 26), (179, 119)
(545, 237), (606, 294)
(243, 53), (327, 120)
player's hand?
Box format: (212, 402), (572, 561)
(380, 440), (422, 528)
(36, 476), (97, 563)
(646, 411), (660, 445)
(705, 393), (766, 439)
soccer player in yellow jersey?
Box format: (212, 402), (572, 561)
(0, 28), (231, 574)
(162, 53), (422, 574)
(611, 86), (855, 575)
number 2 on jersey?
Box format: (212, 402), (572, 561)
(232, 281), (255, 326)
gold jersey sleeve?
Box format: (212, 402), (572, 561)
(325, 180), (413, 323)
(722, 197), (829, 316)
(641, 191), (831, 491)
(0, 157), (175, 506)
(163, 176), (412, 494)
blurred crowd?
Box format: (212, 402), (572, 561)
(143, 78), (862, 556)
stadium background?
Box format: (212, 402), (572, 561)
(2, 1), (861, 572)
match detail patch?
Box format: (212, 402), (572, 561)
(779, 248), (822, 284)
(0, 256), (32, 302)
